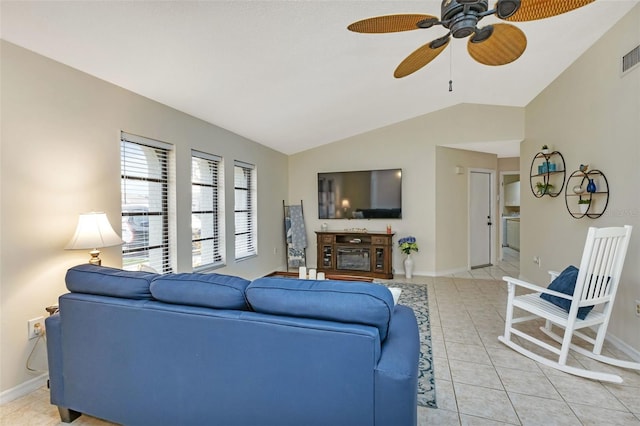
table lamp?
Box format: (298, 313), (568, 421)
(341, 199), (350, 217)
(65, 212), (124, 265)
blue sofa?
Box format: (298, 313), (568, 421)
(46, 264), (420, 426)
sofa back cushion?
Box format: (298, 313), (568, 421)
(66, 264), (157, 300)
(246, 277), (395, 342)
(150, 273), (251, 310)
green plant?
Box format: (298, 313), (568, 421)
(541, 144), (549, 150)
(578, 198), (591, 204)
(535, 182), (554, 195)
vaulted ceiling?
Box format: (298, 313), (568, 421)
(2, 1), (638, 155)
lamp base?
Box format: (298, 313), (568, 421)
(88, 249), (102, 266)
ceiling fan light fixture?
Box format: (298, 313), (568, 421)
(496, 0), (521, 19)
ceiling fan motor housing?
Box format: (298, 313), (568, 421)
(441, 0), (489, 38)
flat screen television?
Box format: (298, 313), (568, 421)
(318, 169), (402, 219)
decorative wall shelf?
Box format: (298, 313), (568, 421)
(564, 169), (609, 219)
(529, 151), (566, 198)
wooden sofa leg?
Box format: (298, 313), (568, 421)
(58, 407), (81, 423)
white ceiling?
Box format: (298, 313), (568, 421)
(1, 1), (638, 156)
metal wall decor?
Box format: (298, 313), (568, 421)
(529, 150), (566, 198)
(564, 167), (609, 219)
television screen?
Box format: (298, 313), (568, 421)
(318, 169), (402, 219)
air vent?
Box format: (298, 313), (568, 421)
(622, 45), (640, 74)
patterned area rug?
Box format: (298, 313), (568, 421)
(378, 281), (436, 408)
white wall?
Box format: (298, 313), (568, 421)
(0, 41), (288, 395)
(289, 104), (524, 276)
(521, 5), (640, 353)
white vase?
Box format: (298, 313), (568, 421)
(404, 254), (414, 279)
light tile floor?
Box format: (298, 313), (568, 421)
(2, 248), (639, 425)
(411, 248), (640, 425)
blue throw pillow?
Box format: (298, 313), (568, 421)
(540, 265), (594, 320)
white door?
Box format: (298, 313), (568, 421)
(470, 171), (492, 268)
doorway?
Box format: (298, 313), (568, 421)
(500, 171), (521, 262)
(469, 169), (495, 269)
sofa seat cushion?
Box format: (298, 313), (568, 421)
(246, 277), (395, 342)
(150, 273), (251, 310)
(66, 264), (157, 300)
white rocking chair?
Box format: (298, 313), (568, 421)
(499, 225), (638, 383)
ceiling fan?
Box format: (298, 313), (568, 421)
(347, 0), (594, 78)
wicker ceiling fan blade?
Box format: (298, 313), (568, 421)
(347, 14), (436, 33)
(500, 0), (594, 22)
(467, 23), (527, 66)
(394, 38), (450, 78)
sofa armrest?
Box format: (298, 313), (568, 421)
(375, 305), (419, 426)
(45, 313), (64, 406)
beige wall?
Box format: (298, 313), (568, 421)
(498, 157), (520, 174)
(289, 104), (524, 276)
(0, 41), (288, 395)
(521, 5), (640, 353)
(435, 147), (499, 273)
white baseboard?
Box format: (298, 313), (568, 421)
(392, 267), (486, 278)
(606, 333), (640, 362)
(434, 267), (469, 277)
(0, 373), (48, 405)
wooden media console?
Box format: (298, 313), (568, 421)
(316, 231), (394, 279)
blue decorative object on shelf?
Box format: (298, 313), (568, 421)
(586, 178), (596, 193)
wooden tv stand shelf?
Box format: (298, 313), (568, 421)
(316, 231), (394, 279)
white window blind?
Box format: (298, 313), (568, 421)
(121, 132), (173, 273)
(234, 161), (257, 260)
(191, 150), (225, 270)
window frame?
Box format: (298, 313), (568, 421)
(191, 150), (225, 271)
(234, 160), (257, 261)
(120, 132), (174, 273)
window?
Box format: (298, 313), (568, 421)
(234, 161), (257, 260)
(120, 132), (173, 273)
(191, 150), (225, 270)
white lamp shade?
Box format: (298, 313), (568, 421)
(66, 212), (124, 250)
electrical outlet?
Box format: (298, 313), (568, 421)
(28, 317), (44, 340)
(635, 300), (640, 318)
